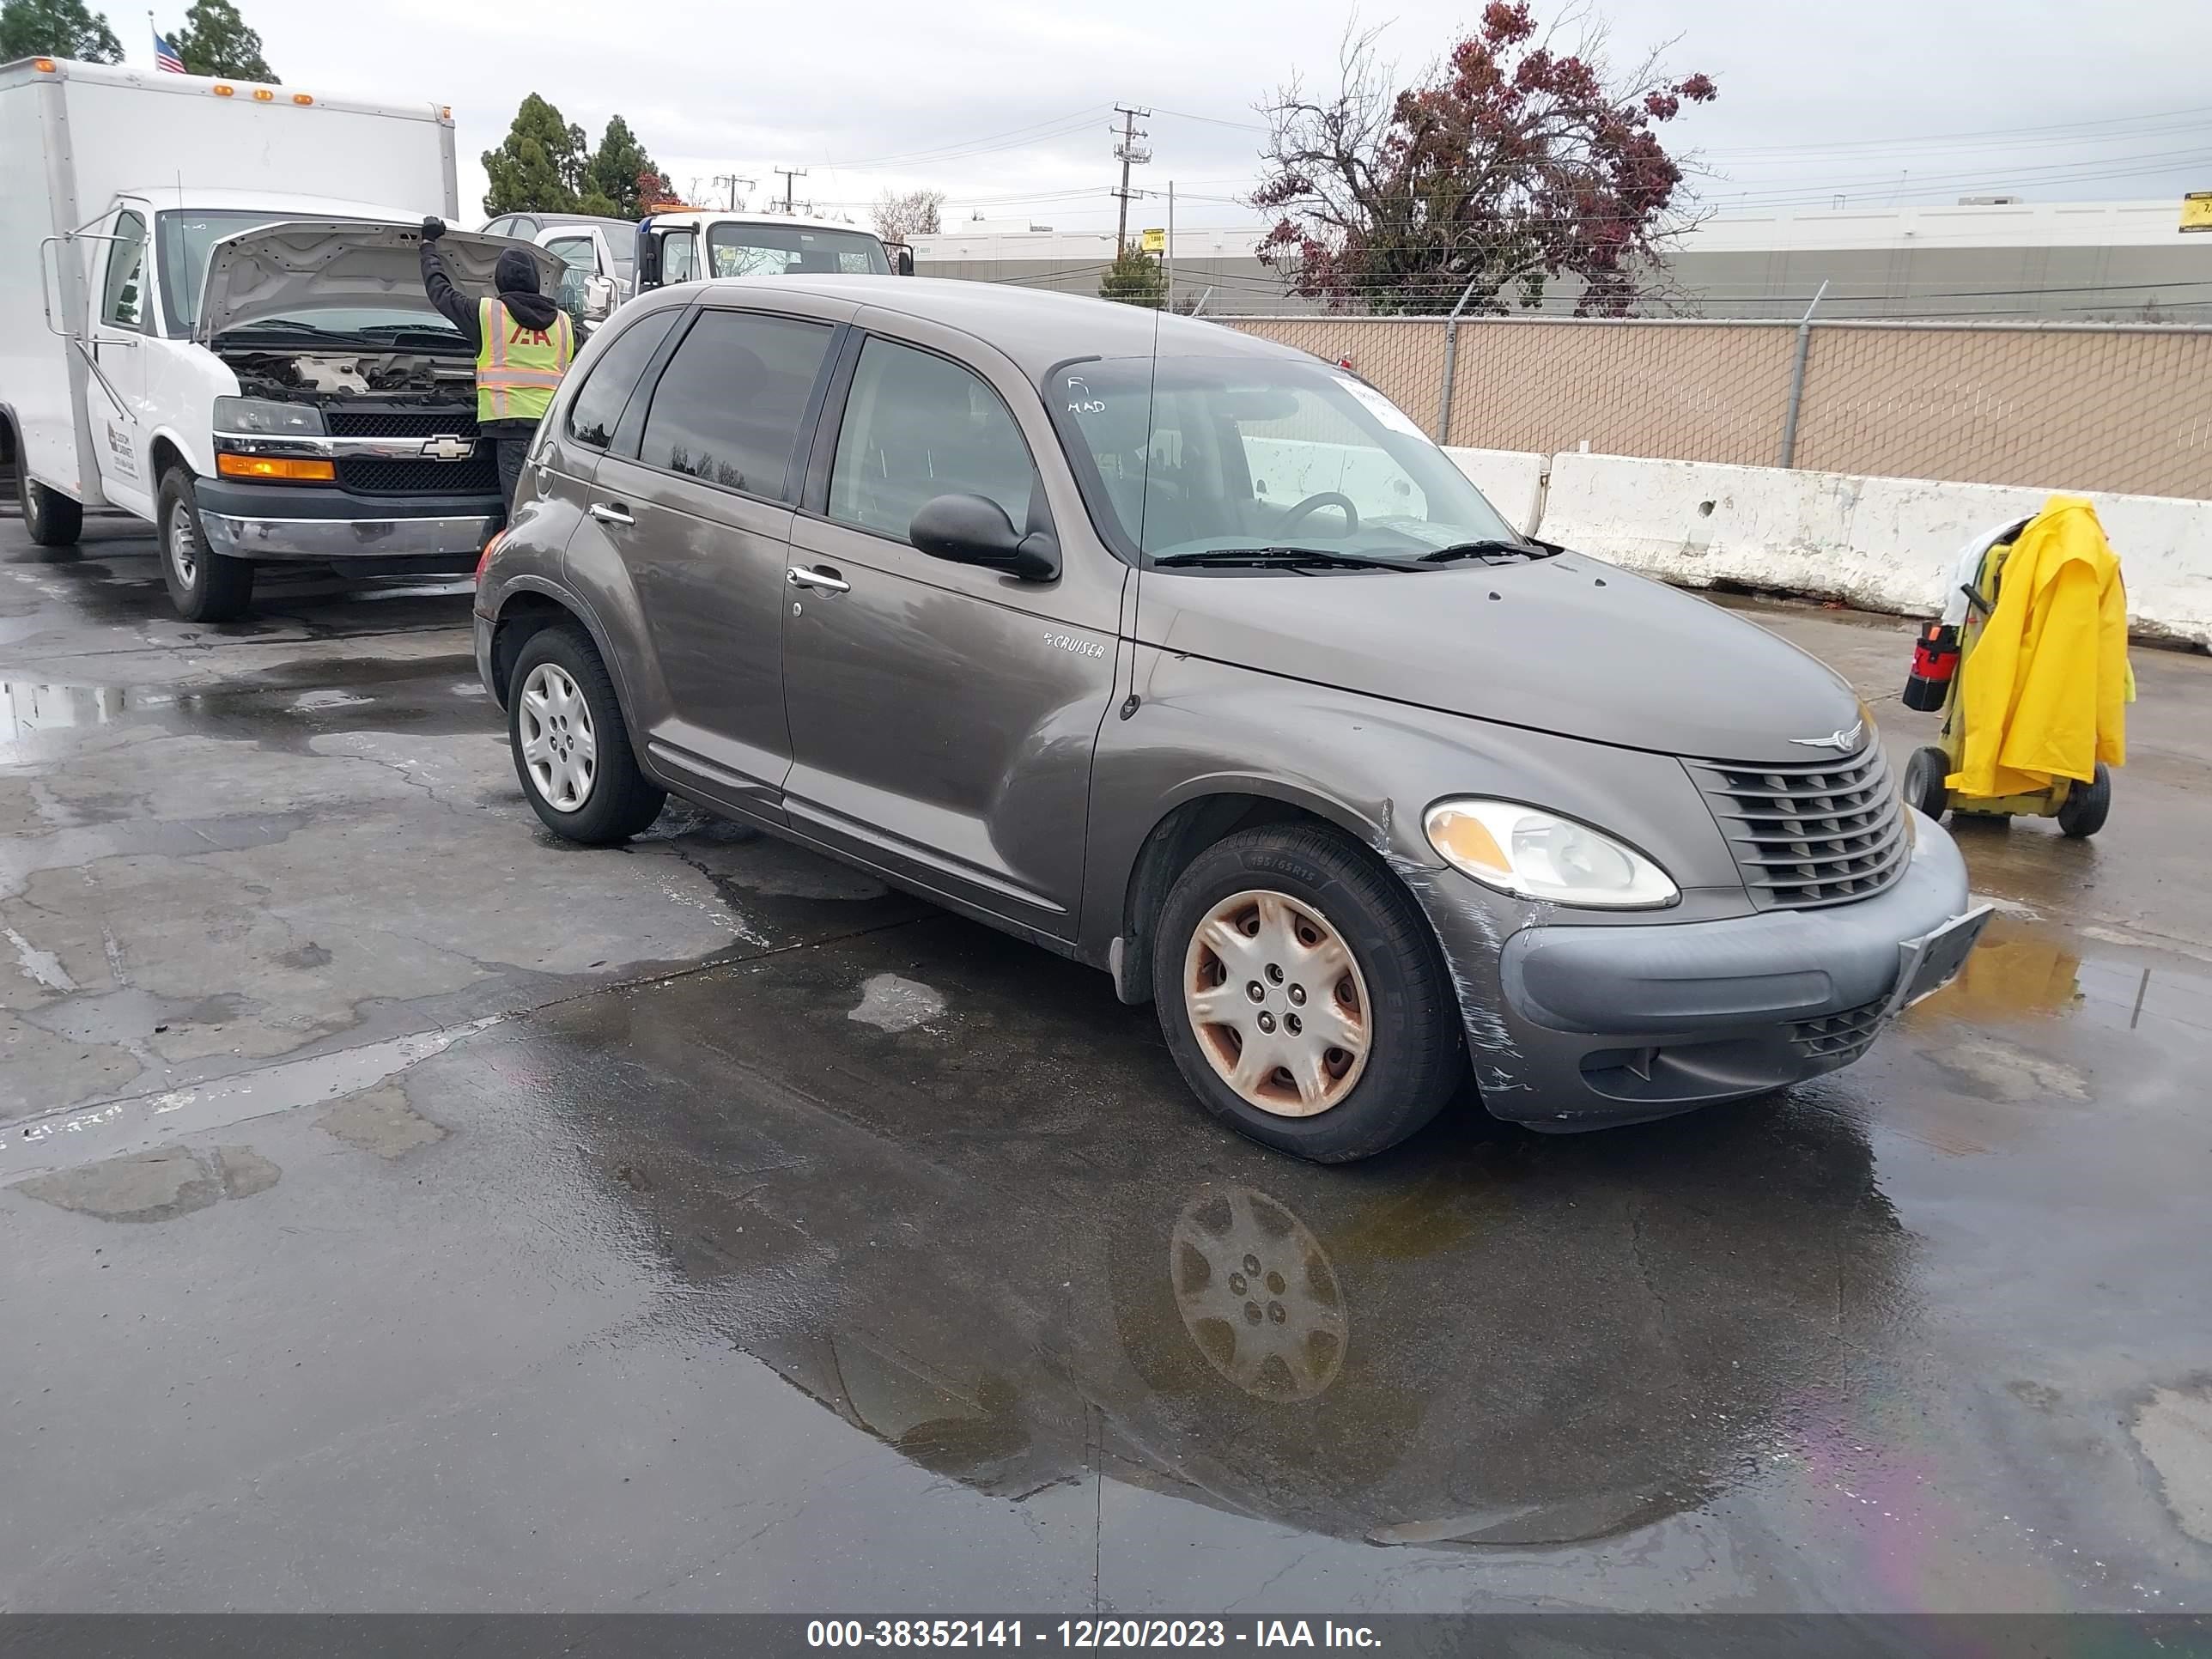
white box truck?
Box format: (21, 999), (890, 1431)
(0, 56), (561, 619)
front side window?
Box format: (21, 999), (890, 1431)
(546, 236), (597, 274)
(564, 308), (681, 449)
(707, 222), (890, 278)
(101, 211), (149, 329)
(827, 337), (1038, 541)
(1054, 356), (1522, 564)
(637, 309), (833, 500)
(659, 228), (697, 285)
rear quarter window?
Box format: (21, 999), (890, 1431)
(563, 309), (682, 450)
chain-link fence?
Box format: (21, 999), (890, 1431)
(1221, 314), (2212, 500)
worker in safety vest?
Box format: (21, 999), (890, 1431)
(417, 217), (576, 515)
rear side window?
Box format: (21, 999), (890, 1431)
(564, 309), (681, 449)
(639, 310), (833, 501)
(827, 337), (1038, 540)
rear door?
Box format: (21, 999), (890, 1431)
(780, 323), (1125, 938)
(581, 302), (842, 817)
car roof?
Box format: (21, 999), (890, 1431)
(507, 213), (637, 234)
(683, 276), (1305, 377)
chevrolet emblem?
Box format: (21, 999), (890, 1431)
(420, 434), (475, 462)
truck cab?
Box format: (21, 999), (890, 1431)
(480, 211), (634, 325)
(633, 210), (915, 295)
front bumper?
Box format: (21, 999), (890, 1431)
(1426, 814), (1976, 1129)
(196, 478), (495, 566)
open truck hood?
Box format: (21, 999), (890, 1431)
(197, 222), (567, 344)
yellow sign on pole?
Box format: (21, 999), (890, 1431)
(1140, 227), (1165, 253)
(2183, 192), (2212, 233)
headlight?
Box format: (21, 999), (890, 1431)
(1425, 799), (1679, 908)
(213, 396), (325, 436)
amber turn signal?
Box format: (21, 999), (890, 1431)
(216, 454), (335, 483)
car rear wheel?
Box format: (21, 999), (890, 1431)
(1903, 744), (1951, 821)
(158, 469), (254, 622)
(507, 623), (665, 843)
(1152, 824), (1463, 1162)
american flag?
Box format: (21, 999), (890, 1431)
(152, 32), (185, 73)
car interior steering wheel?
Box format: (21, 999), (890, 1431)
(1273, 491), (1360, 537)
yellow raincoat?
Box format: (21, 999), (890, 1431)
(1948, 495), (2130, 799)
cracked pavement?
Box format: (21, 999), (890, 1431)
(3, 515), (2210, 1614)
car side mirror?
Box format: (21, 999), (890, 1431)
(894, 245), (916, 276)
(909, 493), (1059, 581)
(582, 274), (616, 321)
(635, 223), (661, 290)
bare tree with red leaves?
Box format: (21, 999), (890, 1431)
(1254, 3), (1716, 315)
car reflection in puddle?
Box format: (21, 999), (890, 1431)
(537, 959), (1912, 1555)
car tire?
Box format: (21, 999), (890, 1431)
(507, 623), (665, 844)
(2057, 761), (2110, 839)
(1902, 744), (1951, 821)
(158, 469), (254, 622)
(1151, 824), (1463, 1163)
(16, 460), (83, 548)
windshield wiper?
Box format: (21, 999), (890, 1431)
(1154, 544), (1417, 573)
(216, 320), (374, 346)
(1416, 538), (1557, 565)
(356, 325), (465, 348)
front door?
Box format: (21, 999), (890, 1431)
(87, 208), (152, 517)
(781, 330), (1125, 939)
(586, 306), (838, 816)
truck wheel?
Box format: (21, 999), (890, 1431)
(1152, 824), (1463, 1163)
(15, 464), (83, 548)
(507, 623), (665, 843)
(2057, 763), (2111, 839)
(158, 470), (253, 622)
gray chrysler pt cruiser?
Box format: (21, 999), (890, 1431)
(475, 277), (1988, 1161)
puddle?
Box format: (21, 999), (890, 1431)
(1, 681), (132, 754)
(20, 1143), (277, 1222)
(848, 973), (946, 1032)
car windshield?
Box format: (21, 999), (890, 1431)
(1054, 355), (1524, 565)
(706, 222), (891, 277)
(153, 209), (390, 338)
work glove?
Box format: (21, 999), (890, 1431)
(422, 216), (447, 241)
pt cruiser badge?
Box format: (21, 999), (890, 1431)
(1790, 720), (1866, 752)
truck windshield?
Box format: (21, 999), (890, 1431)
(153, 209), (375, 337)
(1053, 356), (1525, 565)
(705, 222), (890, 277)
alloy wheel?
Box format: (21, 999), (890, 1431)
(167, 502), (198, 587)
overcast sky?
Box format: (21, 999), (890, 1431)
(121, 0), (2211, 234)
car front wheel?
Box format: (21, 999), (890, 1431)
(1152, 824), (1464, 1162)
(158, 469), (254, 622)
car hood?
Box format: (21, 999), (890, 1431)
(1134, 553), (1864, 765)
(197, 222), (566, 343)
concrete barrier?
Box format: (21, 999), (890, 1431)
(1536, 453), (2212, 647)
(1443, 447), (1547, 535)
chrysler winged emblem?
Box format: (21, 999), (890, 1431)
(1790, 720), (1865, 753)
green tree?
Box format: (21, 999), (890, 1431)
(585, 115), (665, 219)
(0, 0), (123, 61)
(482, 93), (589, 216)
(169, 0), (275, 79)
(1099, 246), (1166, 308)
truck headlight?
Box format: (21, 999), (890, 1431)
(1425, 799), (1679, 908)
(213, 397), (325, 436)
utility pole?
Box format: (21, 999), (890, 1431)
(775, 167), (809, 214)
(1110, 105), (1151, 254)
(1165, 180), (1176, 311)
(712, 174), (755, 212)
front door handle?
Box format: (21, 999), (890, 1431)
(787, 565), (850, 593)
(589, 501), (635, 526)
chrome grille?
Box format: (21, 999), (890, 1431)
(1688, 745), (1910, 910)
(1790, 998), (1889, 1062)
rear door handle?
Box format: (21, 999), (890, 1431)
(589, 501), (635, 526)
(787, 565), (850, 593)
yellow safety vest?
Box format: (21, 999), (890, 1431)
(475, 298), (575, 424)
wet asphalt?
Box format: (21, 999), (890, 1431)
(2, 514), (2209, 1616)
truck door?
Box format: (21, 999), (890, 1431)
(86, 208), (153, 517)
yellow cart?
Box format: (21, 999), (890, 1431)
(1899, 520), (2112, 838)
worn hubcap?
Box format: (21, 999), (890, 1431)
(519, 663), (597, 812)
(1183, 889), (1370, 1116)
